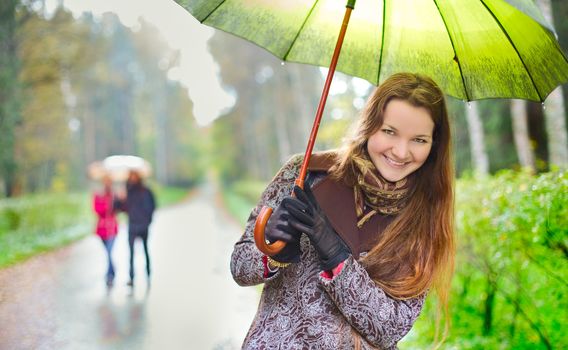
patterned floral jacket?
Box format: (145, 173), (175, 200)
(230, 155), (425, 349)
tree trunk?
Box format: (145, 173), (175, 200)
(272, 73), (292, 164)
(81, 76), (98, 166)
(0, 0), (20, 197)
(153, 82), (168, 184)
(536, 0), (568, 168)
(119, 89), (135, 155)
(483, 278), (496, 335)
(251, 94), (271, 180)
(288, 64), (316, 144)
(465, 102), (489, 175)
(509, 268), (521, 337)
(510, 100), (536, 171)
(543, 87), (568, 168)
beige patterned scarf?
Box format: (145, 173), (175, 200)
(352, 153), (413, 228)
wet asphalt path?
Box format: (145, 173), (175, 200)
(0, 184), (259, 350)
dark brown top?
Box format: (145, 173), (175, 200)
(309, 151), (396, 257)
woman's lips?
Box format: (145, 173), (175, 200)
(383, 154), (408, 168)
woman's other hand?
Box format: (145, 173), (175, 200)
(288, 184), (350, 271)
(265, 198), (304, 263)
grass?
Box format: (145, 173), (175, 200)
(219, 180), (265, 226)
(0, 192), (92, 268)
(153, 185), (192, 208)
(0, 185), (193, 269)
(221, 190), (256, 226)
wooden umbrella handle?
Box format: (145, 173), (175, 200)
(253, 4), (353, 256)
(253, 178), (305, 256)
(253, 206), (286, 255)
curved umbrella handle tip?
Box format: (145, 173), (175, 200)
(254, 206), (287, 256)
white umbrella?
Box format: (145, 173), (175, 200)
(88, 155), (152, 181)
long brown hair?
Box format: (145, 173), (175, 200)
(331, 72), (455, 329)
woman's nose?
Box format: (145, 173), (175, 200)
(391, 140), (409, 160)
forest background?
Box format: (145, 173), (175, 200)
(0, 0), (566, 349)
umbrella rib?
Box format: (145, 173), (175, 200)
(376, 0), (387, 85)
(283, 0), (320, 61)
(479, 0), (543, 102)
(200, 0), (227, 23)
(432, 0), (471, 101)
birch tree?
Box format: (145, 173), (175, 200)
(536, 0), (568, 168)
(510, 100), (536, 171)
(466, 101), (490, 175)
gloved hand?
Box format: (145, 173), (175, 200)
(287, 183), (350, 271)
(264, 197), (303, 263)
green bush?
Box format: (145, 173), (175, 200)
(0, 192), (92, 268)
(0, 208), (21, 232)
(221, 180), (267, 226)
(151, 184), (191, 207)
(230, 180), (266, 204)
(402, 170), (568, 349)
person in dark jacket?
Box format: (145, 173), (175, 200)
(120, 170), (156, 286)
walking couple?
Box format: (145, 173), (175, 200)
(92, 170), (156, 287)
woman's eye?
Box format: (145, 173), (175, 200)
(382, 129), (394, 135)
(414, 138), (428, 144)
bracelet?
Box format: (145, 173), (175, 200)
(266, 262), (279, 274)
(267, 256), (291, 269)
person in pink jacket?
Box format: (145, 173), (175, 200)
(93, 175), (119, 287)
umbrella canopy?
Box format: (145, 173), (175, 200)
(88, 155), (152, 182)
(177, 0), (568, 102)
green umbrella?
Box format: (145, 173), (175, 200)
(177, 0), (567, 102)
(175, 0), (568, 255)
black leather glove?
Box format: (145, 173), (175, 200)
(287, 184), (350, 271)
(264, 197), (303, 263)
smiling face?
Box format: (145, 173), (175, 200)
(366, 99), (434, 182)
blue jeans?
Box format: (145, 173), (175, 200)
(101, 237), (115, 282)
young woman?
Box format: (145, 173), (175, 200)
(231, 72), (455, 349)
(93, 175), (119, 287)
